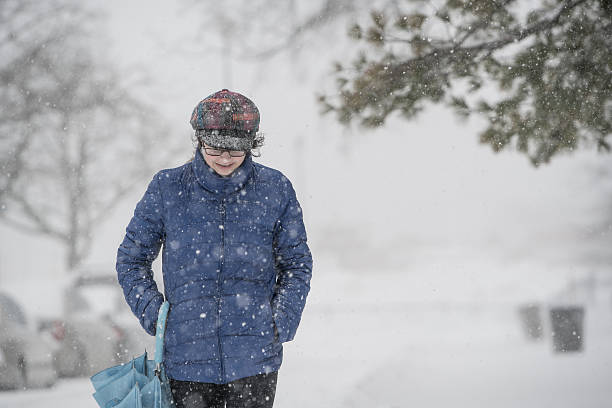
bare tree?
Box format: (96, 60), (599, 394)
(180, 0), (374, 81)
(0, 0), (173, 272)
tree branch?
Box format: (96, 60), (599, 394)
(89, 170), (154, 225)
(252, 0), (359, 59)
(0, 130), (30, 202)
(455, 0), (517, 47)
(0, 2), (78, 47)
(2, 193), (68, 241)
(391, 0), (589, 76)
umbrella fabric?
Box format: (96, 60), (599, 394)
(91, 301), (174, 408)
(113, 386), (141, 408)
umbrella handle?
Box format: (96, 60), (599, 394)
(154, 301), (170, 368)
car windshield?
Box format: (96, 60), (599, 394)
(0, 293), (27, 326)
(70, 285), (123, 317)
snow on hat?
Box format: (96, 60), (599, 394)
(190, 89), (260, 151)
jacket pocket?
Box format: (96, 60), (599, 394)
(263, 300), (278, 343)
(272, 319), (279, 342)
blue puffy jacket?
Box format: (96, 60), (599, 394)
(117, 150), (312, 383)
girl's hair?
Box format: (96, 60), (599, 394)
(185, 132), (265, 163)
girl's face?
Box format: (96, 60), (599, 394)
(201, 144), (246, 177)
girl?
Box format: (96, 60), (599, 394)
(117, 89), (312, 408)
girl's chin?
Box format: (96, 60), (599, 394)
(214, 164), (235, 175)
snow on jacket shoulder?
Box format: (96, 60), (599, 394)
(116, 151), (312, 384)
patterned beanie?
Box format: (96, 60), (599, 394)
(190, 89), (260, 151)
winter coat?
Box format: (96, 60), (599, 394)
(116, 149), (312, 384)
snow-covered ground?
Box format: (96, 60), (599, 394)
(2, 1), (611, 406)
(1, 256), (611, 408)
(283, 301), (612, 408)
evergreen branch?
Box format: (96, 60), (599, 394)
(391, 0), (589, 75)
(455, 0), (517, 47)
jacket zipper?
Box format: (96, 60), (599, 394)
(217, 198), (226, 382)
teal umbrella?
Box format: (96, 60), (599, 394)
(90, 301), (174, 408)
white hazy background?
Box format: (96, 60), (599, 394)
(1, 1), (611, 407)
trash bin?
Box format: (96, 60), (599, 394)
(518, 304), (543, 340)
(549, 306), (584, 353)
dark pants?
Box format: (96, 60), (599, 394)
(169, 372), (278, 408)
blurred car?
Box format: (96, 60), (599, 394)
(41, 274), (153, 377)
(0, 292), (57, 390)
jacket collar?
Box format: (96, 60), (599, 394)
(192, 148), (254, 196)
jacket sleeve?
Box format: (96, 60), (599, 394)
(116, 173), (165, 336)
(271, 177), (313, 343)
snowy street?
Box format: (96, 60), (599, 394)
(2, 266), (611, 408)
(2, 0), (611, 407)
(281, 301), (612, 407)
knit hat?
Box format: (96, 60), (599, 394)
(190, 89), (260, 151)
